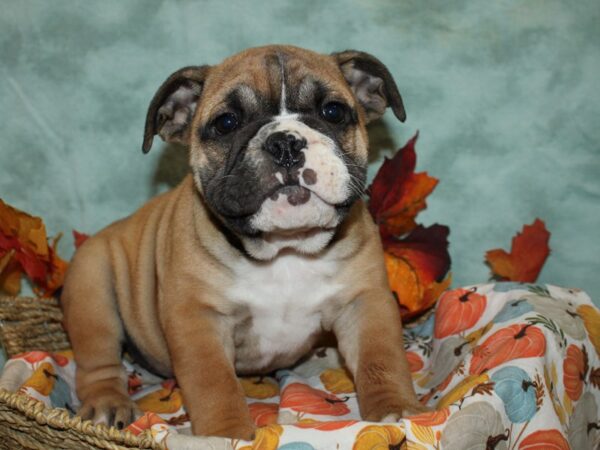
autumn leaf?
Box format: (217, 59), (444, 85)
(384, 224), (452, 319)
(367, 132), (438, 237)
(485, 219), (550, 282)
(0, 199), (68, 297)
(0, 199), (50, 292)
(0, 249), (21, 295)
(34, 233), (68, 298)
(72, 230), (89, 249)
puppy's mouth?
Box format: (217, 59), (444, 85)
(265, 182), (354, 210)
(268, 185), (312, 206)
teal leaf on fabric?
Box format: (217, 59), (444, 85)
(491, 366), (537, 423)
(527, 285), (551, 297)
(493, 282), (533, 293)
(279, 443), (316, 450)
(494, 299), (534, 323)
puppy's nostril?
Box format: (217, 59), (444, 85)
(264, 132), (306, 168)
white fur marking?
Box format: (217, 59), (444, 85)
(229, 253), (342, 370)
(381, 413), (402, 423)
(279, 54), (289, 115)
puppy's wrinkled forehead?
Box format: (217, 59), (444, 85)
(197, 47), (356, 123)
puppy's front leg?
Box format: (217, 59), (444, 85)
(163, 304), (254, 439)
(333, 290), (428, 421)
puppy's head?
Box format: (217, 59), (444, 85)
(143, 46), (406, 259)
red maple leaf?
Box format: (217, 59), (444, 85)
(72, 230), (89, 249)
(367, 132), (438, 238)
(367, 134), (450, 319)
(0, 199), (68, 297)
(485, 219), (551, 282)
(384, 224), (452, 319)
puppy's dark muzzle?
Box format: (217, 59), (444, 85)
(263, 132), (307, 169)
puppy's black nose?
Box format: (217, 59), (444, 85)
(263, 132), (306, 168)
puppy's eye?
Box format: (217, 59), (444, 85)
(321, 102), (347, 124)
(213, 113), (239, 135)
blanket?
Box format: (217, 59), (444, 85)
(1, 283), (599, 449)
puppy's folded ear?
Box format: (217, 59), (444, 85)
(142, 65), (210, 153)
(332, 50), (406, 124)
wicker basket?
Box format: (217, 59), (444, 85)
(0, 296), (164, 450)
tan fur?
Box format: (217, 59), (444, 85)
(61, 45), (425, 439)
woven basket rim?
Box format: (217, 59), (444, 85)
(0, 388), (165, 450)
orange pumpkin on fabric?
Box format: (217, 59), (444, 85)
(248, 403), (279, 427)
(518, 429), (570, 450)
(240, 377), (279, 399)
(470, 324), (546, 375)
(21, 362), (57, 396)
(294, 419), (358, 431)
(280, 382), (350, 416)
(238, 424), (283, 450)
(406, 351), (424, 373)
(320, 368), (355, 394)
(563, 344), (586, 401)
(126, 412), (168, 436)
(15, 351), (70, 367)
(135, 379), (183, 414)
(352, 424), (405, 450)
(434, 288), (487, 339)
(407, 407), (450, 426)
(577, 304), (600, 357)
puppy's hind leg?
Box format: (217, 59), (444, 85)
(61, 239), (139, 429)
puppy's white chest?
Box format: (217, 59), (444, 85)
(228, 253), (341, 371)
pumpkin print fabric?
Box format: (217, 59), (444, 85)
(1, 283), (599, 449)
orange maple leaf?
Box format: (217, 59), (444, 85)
(0, 199), (68, 297)
(384, 225), (452, 319)
(485, 218), (551, 282)
(367, 132), (438, 237)
(34, 234), (69, 298)
(367, 134), (450, 319)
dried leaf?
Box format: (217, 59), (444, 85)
(384, 224), (451, 319)
(72, 230), (89, 249)
(0, 249), (14, 273)
(0, 250), (21, 295)
(485, 219), (550, 282)
(0, 199), (48, 257)
(367, 132), (438, 237)
(0, 199), (69, 297)
(35, 234), (68, 298)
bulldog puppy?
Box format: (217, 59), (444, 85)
(61, 45), (427, 439)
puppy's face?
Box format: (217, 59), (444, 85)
(143, 46), (406, 258)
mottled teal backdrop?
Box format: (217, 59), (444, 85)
(1, 0), (599, 304)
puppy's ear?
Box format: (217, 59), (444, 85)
(332, 50), (406, 124)
(142, 65), (210, 153)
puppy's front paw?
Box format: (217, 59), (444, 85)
(78, 389), (140, 430)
